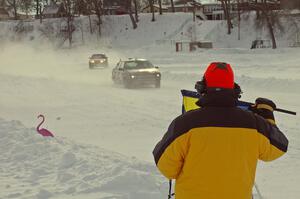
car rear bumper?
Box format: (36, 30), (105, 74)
(89, 61), (108, 67)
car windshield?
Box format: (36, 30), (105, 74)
(91, 54), (106, 59)
(124, 61), (154, 69)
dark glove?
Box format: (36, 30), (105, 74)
(250, 98), (276, 125)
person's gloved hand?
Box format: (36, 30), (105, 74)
(250, 98), (276, 125)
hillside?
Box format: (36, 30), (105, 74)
(0, 12), (299, 50)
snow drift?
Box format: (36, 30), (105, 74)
(0, 118), (166, 199)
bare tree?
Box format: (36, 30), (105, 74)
(249, 0), (281, 49)
(34, 0), (40, 19)
(148, 0), (155, 21)
(78, 0), (93, 34)
(133, 0), (139, 22)
(158, 0), (162, 15)
(74, 0), (94, 34)
(127, 0), (137, 29)
(90, 0), (103, 37)
(87, 3), (93, 34)
(33, 0), (48, 20)
(20, 0), (33, 17)
(75, 0), (89, 16)
(254, 0), (260, 18)
(192, 0), (196, 21)
(220, 0), (233, 34)
(170, 0), (174, 12)
(62, 0), (75, 47)
(7, 0), (20, 19)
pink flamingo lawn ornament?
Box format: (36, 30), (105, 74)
(36, 114), (54, 137)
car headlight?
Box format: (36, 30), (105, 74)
(90, 60), (95, 63)
(156, 73), (160, 77)
(130, 75), (135, 79)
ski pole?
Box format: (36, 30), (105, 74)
(239, 100), (297, 115)
(168, 180), (175, 199)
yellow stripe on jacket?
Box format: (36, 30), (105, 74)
(157, 127), (286, 199)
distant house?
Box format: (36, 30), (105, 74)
(163, 0), (282, 20)
(237, 1), (281, 11)
(280, 0), (300, 10)
(103, 5), (128, 15)
(0, 7), (9, 20)
(161, 0), (220, 20)
(202, 1), (281, 20)
(18, 13), (34, 20)
(202, 2), (224, 20)
(103, 0), (122, 7)
(170, 3), (190, 12)
(103, 0), (128, 15)
(167, 1), (202, 13)
(157, 0), (206, 19)
(289, 9), (300, 16)
(201, 0), (240, 20)
(42, 2), (66, 18)
(142, 4), (168, 13)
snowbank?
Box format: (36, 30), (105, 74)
(0, 118), (166, 199)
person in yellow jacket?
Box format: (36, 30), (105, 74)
(153, 62), (288, 199)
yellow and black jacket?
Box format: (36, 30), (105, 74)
(153, 91), (288, 199)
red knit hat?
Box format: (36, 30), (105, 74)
(204, 62), (234, 89)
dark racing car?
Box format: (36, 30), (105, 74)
(89, 53), (108, 69)
(112, 58), (161, 88)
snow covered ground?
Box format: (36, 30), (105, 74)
(0, 13), (300, 199)
(0, 119), (165, 199)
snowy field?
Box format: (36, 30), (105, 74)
(0, 44), (299, 199)
(1, 13), (300, 199)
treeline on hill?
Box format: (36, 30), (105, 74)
(2, 0), (299, 48)
(3, 0), (171, 47)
